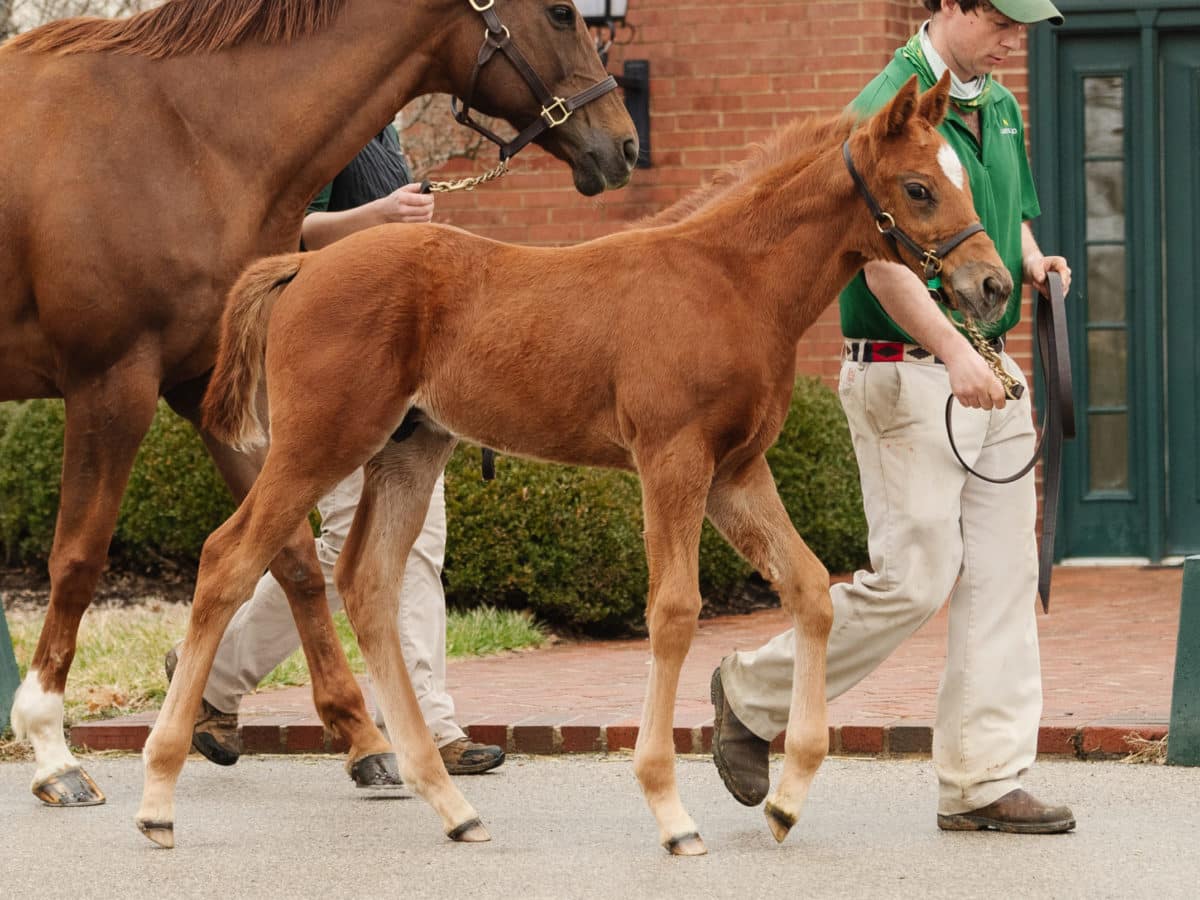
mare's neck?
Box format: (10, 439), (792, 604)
(155, 1), (457, 230)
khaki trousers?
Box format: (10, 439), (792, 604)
(722, 353), (1042, 814)
(204, 469), (464, 747)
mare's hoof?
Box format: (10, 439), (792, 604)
(136, 818), (175, 849)
(349, 752), (403, 789)
(446, 818), (491, 843)
(764, 800), (797, 843)
(32, 766), (106, 807)
(663, 831), (707, 856)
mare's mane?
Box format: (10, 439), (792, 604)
(8, 0), (347, 58)
(634, 112), (858, 230)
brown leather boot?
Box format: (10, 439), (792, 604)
(164, 644), (242, 766)
(938, 789), (1076, 834)
(439, 737), (505, 775)
(710, 665), (770, 806)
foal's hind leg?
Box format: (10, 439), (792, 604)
(336, 429), (488, 843)
(706, 455), (832, 843)
(165, 380), (392, 774)
(10, 363), (160, 807)
(633, 440), (714, 855)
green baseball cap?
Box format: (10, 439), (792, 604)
(989, 0), (1064, 25)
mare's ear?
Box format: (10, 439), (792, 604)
(870, 75), (920, 142)
(917, 71), (951, 128)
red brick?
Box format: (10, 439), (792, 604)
(282, 723), (326, 754)
(560, 724), (603, 753)
(1037, 726), (1079, 756)
(887, 724), (933, 754)
(466, 723), (509, 751)
(840, 725), (885, 754)
(240, 723), (283, 754)
(71, 722), (149, 752)
(605, 724), (640, 752)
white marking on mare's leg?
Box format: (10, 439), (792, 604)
(10, 670), (80, 783)
(938, 142), (964, 190)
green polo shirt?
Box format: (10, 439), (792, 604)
(839, 49), (1041, 341)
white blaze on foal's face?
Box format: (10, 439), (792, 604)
(937, 140), (965, 191)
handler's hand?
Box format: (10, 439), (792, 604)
(1024, 253), (1071, 298)
(945, 342), (1006, 411)
(378, 183), (435, 224)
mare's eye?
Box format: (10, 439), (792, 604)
(905, 182), (932, 202)
(548, 5), (575, 27)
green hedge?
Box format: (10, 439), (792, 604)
(0, 378), (867, 632)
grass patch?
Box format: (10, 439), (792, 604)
(5, 603), (545, 723)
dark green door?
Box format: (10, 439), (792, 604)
(1043, 24), (1200, 560)
(1162, 33), (1200, 556)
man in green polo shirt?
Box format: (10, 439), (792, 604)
(711, 0), (1077, 833)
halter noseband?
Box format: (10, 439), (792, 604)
(842, 140), (984, 305)
(452, 0), (619, 161)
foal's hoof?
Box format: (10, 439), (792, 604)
(446, 818), (491, 843)
(136, 818), (175, 849)
(32, 766), (106, 807)
(764, 799), (798, 843)
(663, 831), (708, 856)
(349, 752), (403, 789)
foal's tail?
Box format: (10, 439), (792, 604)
(202, 253), (305, 451)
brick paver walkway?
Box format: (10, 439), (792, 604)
(73, 566), (1183, 758)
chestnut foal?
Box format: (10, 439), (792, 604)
(139, 74), (1010, 853)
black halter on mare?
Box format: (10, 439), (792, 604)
(452, 0), (619, 161)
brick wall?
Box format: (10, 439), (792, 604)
(430, 0), (1038, 389)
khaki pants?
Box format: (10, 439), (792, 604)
(722, 352), (1041, 815)
(204, 469), (464, 747)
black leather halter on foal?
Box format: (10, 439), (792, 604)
(452, 0), (619, 162)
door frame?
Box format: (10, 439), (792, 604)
(1030, 1), (1200, 562)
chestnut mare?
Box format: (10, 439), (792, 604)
(139, 74), (1009, 853)
(2, 0), (636, 809)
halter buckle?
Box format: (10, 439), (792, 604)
(874, 212), (896, 233)
(540, 97), (572, 127)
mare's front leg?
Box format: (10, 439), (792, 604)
(336, 429), (488, 842)
(10, 361), (160, 807)
(633, 438), (714, 855)
(706, 455), (832, 842)
(167, 379), (393, 778)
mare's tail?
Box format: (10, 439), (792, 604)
(202, 253), (305, 451)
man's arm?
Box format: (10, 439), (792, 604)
(301, 183), (435, 251)
(863, 260), (1007, 410)
(1020, 221), (1072, 297)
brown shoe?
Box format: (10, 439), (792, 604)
(938, 789), (1076, 834)
(439, 738), (505, 775)
(164, 644), (242, 767)
(710, 665), (770, 806)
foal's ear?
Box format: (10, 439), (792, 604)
(872, 75), (921, 141)
(917, 71), (951, 127)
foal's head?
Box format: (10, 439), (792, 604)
(847, 73), (1012, 322)
(439, 0), (639, 196)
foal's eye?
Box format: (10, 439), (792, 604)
(547, 4), (576, 27)
(905, 182), (932, 202)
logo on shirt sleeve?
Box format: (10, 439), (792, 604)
(999, 117), (1019, 136)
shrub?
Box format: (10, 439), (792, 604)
(0, 400), (65, 564)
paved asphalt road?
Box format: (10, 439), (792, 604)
(1, 754), (1196, 899)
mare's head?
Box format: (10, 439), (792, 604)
(440, 1), (638, 195)
(846, 73), (1011, 322)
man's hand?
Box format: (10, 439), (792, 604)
(377, 183), (435, 224)
(944, 341), (1007, 411)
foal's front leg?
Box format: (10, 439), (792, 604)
(706, 455), (832, 842)
(634, 445), (714, 855)
(336, 434), (487, 843)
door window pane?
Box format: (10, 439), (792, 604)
(1086, 245), (1126, 322)
(1086, 160), (1125, 240)
(1084, 76), (1124, 156)
(1089, 412), (1129, 492)
(1087, 330), (1128, 407)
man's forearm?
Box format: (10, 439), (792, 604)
(862, 261), (974, 362)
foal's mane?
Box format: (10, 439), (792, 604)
(9, 0), (346, 58)
(635, 112), (858, 229)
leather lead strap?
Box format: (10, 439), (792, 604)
(944, 271), (1073, 612)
